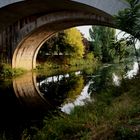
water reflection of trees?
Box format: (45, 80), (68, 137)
(88, 62), (134, 95)
(37, 73), (84, 107)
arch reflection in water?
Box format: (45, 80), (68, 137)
(0, 71), (89, 139)
(13, 71), (87, 117)
(13, 73), (53, 117)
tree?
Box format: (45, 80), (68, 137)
(38, 28), (85, 59)
(81, 33), (90, 56)
(64, 28), (85, 58)
(110, 38), (129, 62)
(114, 0), (140, 66)
(89, 26), (102, 60)
(89, 26), (116, 62)
(40, 32), (67, 56)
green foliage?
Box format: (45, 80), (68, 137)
(115, 0), (140, 38)
(64, 28), (84, 58)
(0, 64), (26, 78)
(32, 72), (140, 140)
(115, 125), (140, 140)
(38, 27), (85, 61)
(110, 38), (132, 62)
(33, 114), (90, 140)
(37, 28), (94, 71)
(114, 0), (140, 65)
(89, 26), (116, 62)
(68, 53), (95, 66)
(85, 53), (94, 61)
(38, 32), (67, 57)
(37, 52), (97, 72)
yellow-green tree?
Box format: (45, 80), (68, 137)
(38, 28), (85, 58)
(64, 28), (84, 58)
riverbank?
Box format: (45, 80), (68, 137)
(36, 54), (99, 76)
(0, 54), (98, 79)
(0, 64), (26, 79)
(32, 72), (140, 140)
(37, 53), (96, 67)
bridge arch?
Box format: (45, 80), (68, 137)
(0, 0), (128, 70)
(12, 11), (114, 70)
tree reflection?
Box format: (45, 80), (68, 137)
(37, 73), (84, 107)
(88, 62), (135, 96)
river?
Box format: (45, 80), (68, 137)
(0, 60), (138, 140)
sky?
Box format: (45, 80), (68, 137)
(76, 25), (91, 39)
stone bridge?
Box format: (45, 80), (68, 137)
(0, 0), (128, 70)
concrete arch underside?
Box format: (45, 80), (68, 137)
(0, 0), (129, 70)
(12, 11), (114, 70)
(0, 0), (115, 32)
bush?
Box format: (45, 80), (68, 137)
(0, 64), (26, 78)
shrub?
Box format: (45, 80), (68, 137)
(0, 64), (26, 78)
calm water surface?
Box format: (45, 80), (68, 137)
(0, 61), (138, 139)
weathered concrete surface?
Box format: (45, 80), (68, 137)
(0, 0), (129, 70)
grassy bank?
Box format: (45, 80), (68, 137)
(37, 53), (97, 69)
(32, 73), (140, 140)
(0, 64), (26, 79)
(36, 63), (99, 79)
(36, 54), (99, 76)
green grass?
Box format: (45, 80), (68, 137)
(0, 64), (26, 79)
